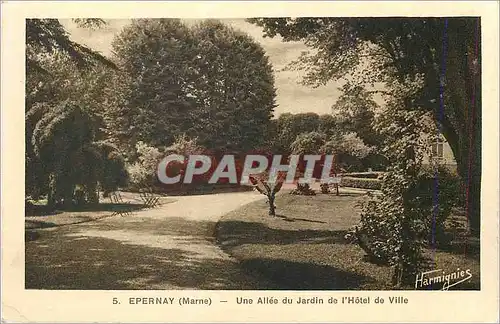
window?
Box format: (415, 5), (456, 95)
(431, 137), (444, 159)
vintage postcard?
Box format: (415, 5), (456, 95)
(1, 1), (499, 323)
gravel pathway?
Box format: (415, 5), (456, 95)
(25, 191), (269, 290)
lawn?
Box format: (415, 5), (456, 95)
(216, 191), (480, 290)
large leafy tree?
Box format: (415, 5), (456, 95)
(111, 19), (277, 153)
(332, 84), (388, 170)
(318, 113), (339, 137)
(26, 19), (134, 155)
(248, 17), (481, 235)
(111, 19), (198, 148)
(190, 20), (277, 152)
(332, 84), (384, 148)
(29, 101), (98, 207)
(26, 19), (114, 78)
(290, 131), (327, 193)
(272, 112), (321, 153)
(26, 19), (127, 205)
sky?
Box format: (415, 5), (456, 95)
(61, 19), (344, 116)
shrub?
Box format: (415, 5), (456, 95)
(406, 165), (463, 246)
(342, 172), (385, 179)
(290, 183), (316, 195)
(127, 141), (164, 190)
(340, 177), (381, 190)
(127, 162), (150, 189)
(97, 143), (128, 196)
(361, 153), (390, 171)
(320, 183), (330, 194)
(355, 168), (425, 286)
(353, 107), (440, 287)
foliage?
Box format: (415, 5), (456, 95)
(26, 100), (127, 207)
(30, 100), (97, 207)
(289, 132), (325, 195)
(357, 161), (463, 278)
(340, 177), (382, 190)
(289, 184), (316, 196)
(272, 113), (322, 153)
(332, 84), (385, 148)
(360, 153), (390, 171)
(319, 183), (330, 194)
(290, 131), (326, 155)
(97, 142), (129, 196)
(407, 165), (464, 246)
(321, 132), (374, 172)
(72, 18), (107, 30)
(165, 134), (204, 156)
(342, 172), (384, 179)
(26, 53), (116, 131)
(340, 132), (374, 159)
(111, 19), (277, 152)
(127, 141), (165, 189)
(354, 103), (436, 286)
(248, 17), (481, 234)
(26, 19), (128, 206)
(249, 17), (481, 284)
(26, 19), (115, 75)
(289, 131), (376, 194)
(318, 114), (340, 137)
(271, 110), (383, 170)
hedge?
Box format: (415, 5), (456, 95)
(341, 172), (384, 179)
(339, 177), (382, 190)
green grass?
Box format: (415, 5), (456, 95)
(216, 192), (480, 290)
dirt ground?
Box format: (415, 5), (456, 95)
(25, 191), (275, 290)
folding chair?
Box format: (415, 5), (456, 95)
(109, 191), (135, 217)
(139, 187), (162, 209)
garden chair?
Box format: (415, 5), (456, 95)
(109, 191), (135, 217)
(138, 187), (161, 209)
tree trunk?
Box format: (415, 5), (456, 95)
(466, 100), (481, 236)
(47, 173), (56, 210)
(445, 19), (481, 236)
(63, 184), (74, 209)
(268, 194), (276, 216)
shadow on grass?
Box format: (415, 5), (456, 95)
(441, 240), (480, 261)
(275, 214), (327, 224)
(25, 220), (59, 230)
(328, 192), (368, 197)
(425, 214), (480, 261)
(63, 203), (147, 212)
(25, 226), (271, 290)
(217, 220), (350, 247)
(240, 258), (374, 290)
(25, 230), (41, 242)
(27, 203), (147, 217)
(25, 203), (149, 232)
(425, 238), (480, 262)
(25, 204), (63, 217)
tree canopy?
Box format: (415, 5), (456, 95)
(111, 19), (277, 152)
(248, 17), (481, 233)
(26, 19), (114, 75)
(26, 19), (127, 206)
(26, 18), (279, 206)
